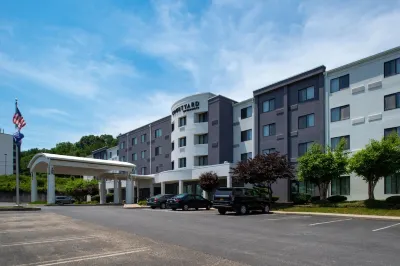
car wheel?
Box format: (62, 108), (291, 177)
(236, 205), (247, 215)
(262, 204), (270, 214)
(183, 204), (189, 211)
(151, 206), (156, 209)
(218, 209), (226, 215)
(160, 203), (166, 209)
(206, 205), (211, 210)
(195, 208), (199, 210)
(172, 208), (177, 211)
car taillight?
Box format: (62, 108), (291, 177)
(154, 198), (158, 202)
(175, 199), (180, 202)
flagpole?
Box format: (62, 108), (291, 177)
(15, 98), (20, 206)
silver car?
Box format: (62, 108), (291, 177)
(55, 196), (75, 205)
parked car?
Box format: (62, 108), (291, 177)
(55, 196), (75, 205)
(167, 193), (212, 211)
(213, 187), (271, 215)
(147, 194), (175, 209)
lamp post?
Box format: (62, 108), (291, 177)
(4, 154), (6, 175)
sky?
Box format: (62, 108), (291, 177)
(1, 0), (400, 150)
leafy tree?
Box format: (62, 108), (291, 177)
(199, 171), (219, 198)
(230, 153), (295, 202)
(64, 178), (99, 203)
(348, 133), (400, 200)
(297, 140), (349, 200)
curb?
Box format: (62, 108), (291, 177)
(0, 207), (41, 212)
(272, 211), (400, 220)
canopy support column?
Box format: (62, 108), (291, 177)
(99, 177), (106, 204)
(126, 175), (133, 204)
(31, 172), (38, 203)
(47, 164), (55, 204)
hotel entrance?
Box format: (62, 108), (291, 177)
(183, 181), (203, 195)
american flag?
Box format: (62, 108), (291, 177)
(13, 107), (26, 130)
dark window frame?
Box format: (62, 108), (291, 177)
(384, 58), (400, 78)
(154, 128), (162, 138)
(263, 123), (276, 137)
(298, 141), (314, 157)
(179, 116), (187, 127)
(155, 146), (162, 156)
(179, 157), (187, 168)
(262, 98), (276, 113)
(141, 134), (146, 143)
(384, 127), (400, 138)
(179, 137), (187, 147)
(132, 137), (137, 146)
(298, 86), (315, 103)
(132, 153), (137, 161)
(384, 92), (400, 111)
(331, 105), (350, 122)
(198, 134), (208, 144)
(197, 112), (208, 123)
(331, 176), (350, 195)
(240, 152), (252, 161)
(262, 148), (276, 155)
(197, 155), (208, 166)
(330, 74), (350, 93)
(298, 113), (315, 129)
(384, 175), (400, 194)
(241, 129), (252, 142)
(141, 150), (146, 159)
(241, 106), (252, 119)
(331, 135), (350, 150)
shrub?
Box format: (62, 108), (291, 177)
(138, 200), (147, 206)
(293, 193), (311, 204)
(386, 196), (400, 204)
(311, 196), (320, 203)
(271, 196), (279, 202)
(91, 195), (100, 202)
(327, 195), (347, 203)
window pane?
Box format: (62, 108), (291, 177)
(298, 144), (305, 156)
(344, 136), (350, 150)
(331, 78), (339, 93)
(307, 87), (315, 100)
(331, 108), (340, 122)
(270, 99), (275, 111)
(396, 175), (400, 194)
(397, 93), (400, 108)
(385, 94), (396, 110)
(271, 124), (276, 135)
(263, 126), (269, 136)
(331, 137), (339, 149)
(384, 60), (396, 77)
(341, 105), (350, 120)
(385, 176), (392, 194)
(299, 89), (306, 102)
(308, 114), (315, 127)
(339, 75), (349, 90)
(299, 116), (306, 129)
(397, 58), (400, 74)
(331, 179), (337, 195)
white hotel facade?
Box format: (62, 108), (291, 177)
(90, 46), (400, 203)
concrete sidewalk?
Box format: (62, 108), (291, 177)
(273, 210), (400, 220)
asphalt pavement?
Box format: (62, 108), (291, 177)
(39, 206), (400, 266)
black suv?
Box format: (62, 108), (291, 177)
(147, 194), (175, 209)
(213, 187), (271, 215)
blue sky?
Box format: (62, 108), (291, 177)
(1, 0), (400, 150)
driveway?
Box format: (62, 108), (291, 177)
(39, 206), (400, 266)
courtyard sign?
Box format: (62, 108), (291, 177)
(172, 101), (200, 115)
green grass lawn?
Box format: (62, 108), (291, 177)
(275, 200), (400, 217)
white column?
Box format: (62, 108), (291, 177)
(227, 175), (232, 188)
(178, 180), (183, 194)
(113, 179), (120, 204)
(99, 177), (106, 204)
(150, 182), (154, 197)
(202, 190), (208, 199)
(132, 180), (136, 203)
(136, 180), (140, 202)
(118, 180), (122, 203)
(161, 182), (165, 195)
(47, 165), (55, 204)
(126, 176), (133, 204)
(31, 172), (37, 203)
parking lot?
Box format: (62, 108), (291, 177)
(0, 211), (243, 266)
(2, 206), (399, 266)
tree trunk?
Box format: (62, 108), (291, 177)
(368, 181), (376, 200)
(267, 184), (273, 203)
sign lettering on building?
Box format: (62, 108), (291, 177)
(172, 101), (200, 115)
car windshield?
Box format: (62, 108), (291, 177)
(174, 193), (188, 198)
(154, 194), (163, 198)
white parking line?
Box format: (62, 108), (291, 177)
(308, 218), (352, 226)
(372, 223), (400, 232)
(16, 247), (150, 266)
(264, 216), (311, 221)
(0, 236), (97, 247)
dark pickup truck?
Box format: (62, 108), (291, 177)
(213, 187), (271, 215)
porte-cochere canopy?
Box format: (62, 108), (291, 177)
(27, 153), (136, 204)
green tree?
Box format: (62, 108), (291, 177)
(348, 133), (400, 200)
(297, 140), (349, 200)
(64, 178), (99, 203)
(230, 153), (294, 202)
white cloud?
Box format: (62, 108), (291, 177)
(30, 108), (70, 117)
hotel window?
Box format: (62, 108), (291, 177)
(120, 141), (125, 149)
(298, 142), (314, 157)
(384, 127), (400, 138)
(171, 161), (174, 170)
(122, 156), (126, 162)
(179, 157), (186, 168)
(179, 137), (187, 147)
(179, 116), (187, 127)
(171, 123), (175, 132)
(331, 135), (350, 150)
(384, 57), (400, 78)
(132, 137), (137, 145)
(263, 123), (276, 137)
(330, 74), (350, 93)
(141, 150), (146, 159)
(197, 134), (208, 144)
(196, 112), (208, 123)
(155, 166), (159, 173)
(263, 99), (275, 113)
(141, 134), (146, 143)
(117, 150), (119, 156)
(171, 142), (175, 151)
(298, 86), (315, 102)
(298, 113), (315, 129)
(331, 105), (350, 122)
(331, 176), (350, 195)
(109, 152), (112, 158)
(299, 181), (315, 195)
(241, 129), (252, 142)
(384, 92), (400, 111)
(155, 146), (162, 156)
(155, 129), (162, 138)
(132, 153), (137, 161)
(241, 106), (252, 119)
(241, 152), (252, 161)
(197, 156), (208, 166)
(141, 167), (146, 175)
(262, 148), (276, 155)
(384, 175), (400, 194)
(103, 153), (107, 160)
